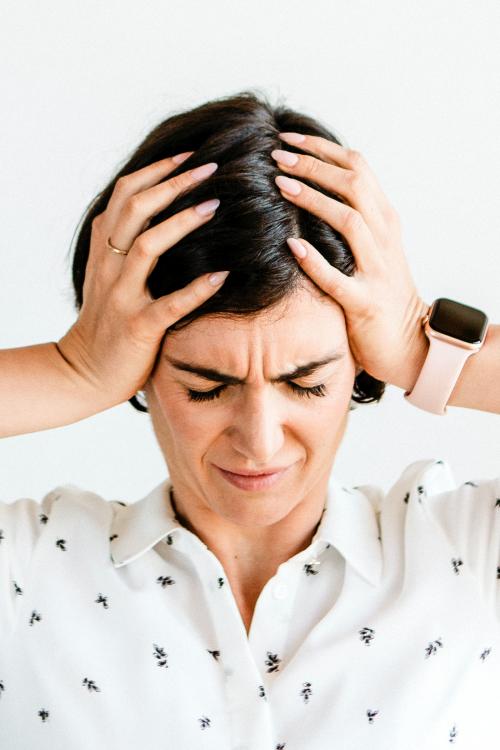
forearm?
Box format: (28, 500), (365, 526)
(446, 323), (500, 414)
(0, 342), (111, 438)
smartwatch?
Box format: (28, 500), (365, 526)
(404, 297), (489, 415)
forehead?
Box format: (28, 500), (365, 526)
(163, 283), (347, 363)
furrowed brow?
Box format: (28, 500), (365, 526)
(164, 351), (345, 385)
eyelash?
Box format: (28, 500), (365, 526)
(186, 382), (327, 403)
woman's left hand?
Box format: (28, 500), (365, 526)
(271, 133), (430, 391)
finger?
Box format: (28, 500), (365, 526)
(115, 199), (221, 297)
(279, 132), (363, 170)
(138, 270), (230, 340)
(287, 237), (364, 313)
(279, 132), (375, 174)
(104, 151), (195, 231)
(275, 176), (378, 275)
(108, 161), (219, 254)
(278, 133), (393, 214)
(271, 148), (391, 241)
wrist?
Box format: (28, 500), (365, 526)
(388, 301), (430, 392)
(397, 294), (498, 414)
(0, 342), (111, 438)
(56, 326), (122, 412)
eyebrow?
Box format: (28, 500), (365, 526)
(163, 350), (346, 385)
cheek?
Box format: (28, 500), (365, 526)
(151, 380), (221, 447)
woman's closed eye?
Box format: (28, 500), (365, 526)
(186, 382), (327, 403)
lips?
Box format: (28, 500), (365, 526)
(215, 464), (292, 491)
(217, 467), (287, 476)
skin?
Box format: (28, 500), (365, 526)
(144, 276), (361, 631)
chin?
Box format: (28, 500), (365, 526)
(212, 496), (295, 528)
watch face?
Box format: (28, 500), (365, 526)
(429, 298), (489, 344)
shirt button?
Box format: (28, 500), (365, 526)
(273, 582), (288, 599)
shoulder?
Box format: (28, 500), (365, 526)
(385, 458), (500, 577)
(0, 483), (127, 555)
(378, 457), (499, 506)
(349, 456), (500, 538)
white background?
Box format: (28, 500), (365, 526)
(1, 0), (499, 503)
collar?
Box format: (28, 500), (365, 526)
(109, 474), (383, 586)
(315, 477), (383, 586)
(110, 480), (180, 568)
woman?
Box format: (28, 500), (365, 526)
(1, 91), (499, 749)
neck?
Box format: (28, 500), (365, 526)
(169, 482), (327, 629)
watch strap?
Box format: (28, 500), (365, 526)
(404, 334), (476, 415)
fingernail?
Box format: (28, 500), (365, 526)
(275, 175), (302, 195)
(287, 238), (307, 259)
(172, 151), (195, 164)
(209, 270), (230, 286)
(278, 132), (306, 145)
(195, 198), (220, 216)
(191, 162), (218, 181)
(271, 149), (299, 166)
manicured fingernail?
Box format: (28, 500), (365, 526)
(172, 151), (194, 164)
(191, 162), (218, 181)
(209, 270), (230, 286)
(271, 149), (299, 166)
(287, 238), (308, 259)
(195, 198), (220, 216)
(279, 132), (306, 145)
(275, 175), (302, 195)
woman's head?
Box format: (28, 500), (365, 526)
(69, 90), (385, 524)
(71, 89), (385, 411)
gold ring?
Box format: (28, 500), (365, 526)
(106, 236), (129, 256)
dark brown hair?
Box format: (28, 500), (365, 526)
(69, 89), (385, 412)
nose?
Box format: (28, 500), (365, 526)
(227, 386), (286, 466)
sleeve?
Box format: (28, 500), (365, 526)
(425, 469), (500, 619)
(0, 490), (61, 638)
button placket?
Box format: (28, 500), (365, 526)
(246, 566), (300, 676)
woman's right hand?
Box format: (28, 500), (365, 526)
(57, 152), (227, 409)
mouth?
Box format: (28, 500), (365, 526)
(214, 464), (292, 491)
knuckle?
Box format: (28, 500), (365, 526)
(166, 278), (211, 320)
(123, 193), (146, 219)
(114, 175), (131, 195)
(303, 188), (323, 212)
(165, 295), (185, 320)
(133, 235), (155, 259)
(345, 170), (364, 195)
(158, 179), (176, 201)
(342, 208), (364, 234)
(168, 171), (192, 193)
(91, 212), (103, 229)
(304, 155), (321, 178)
(169, 205), (195, 230)
(347, 149), (365, 170)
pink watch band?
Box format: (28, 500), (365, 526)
(404, 334), (476, 415)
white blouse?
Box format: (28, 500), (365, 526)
(1, 457), (500, 750)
